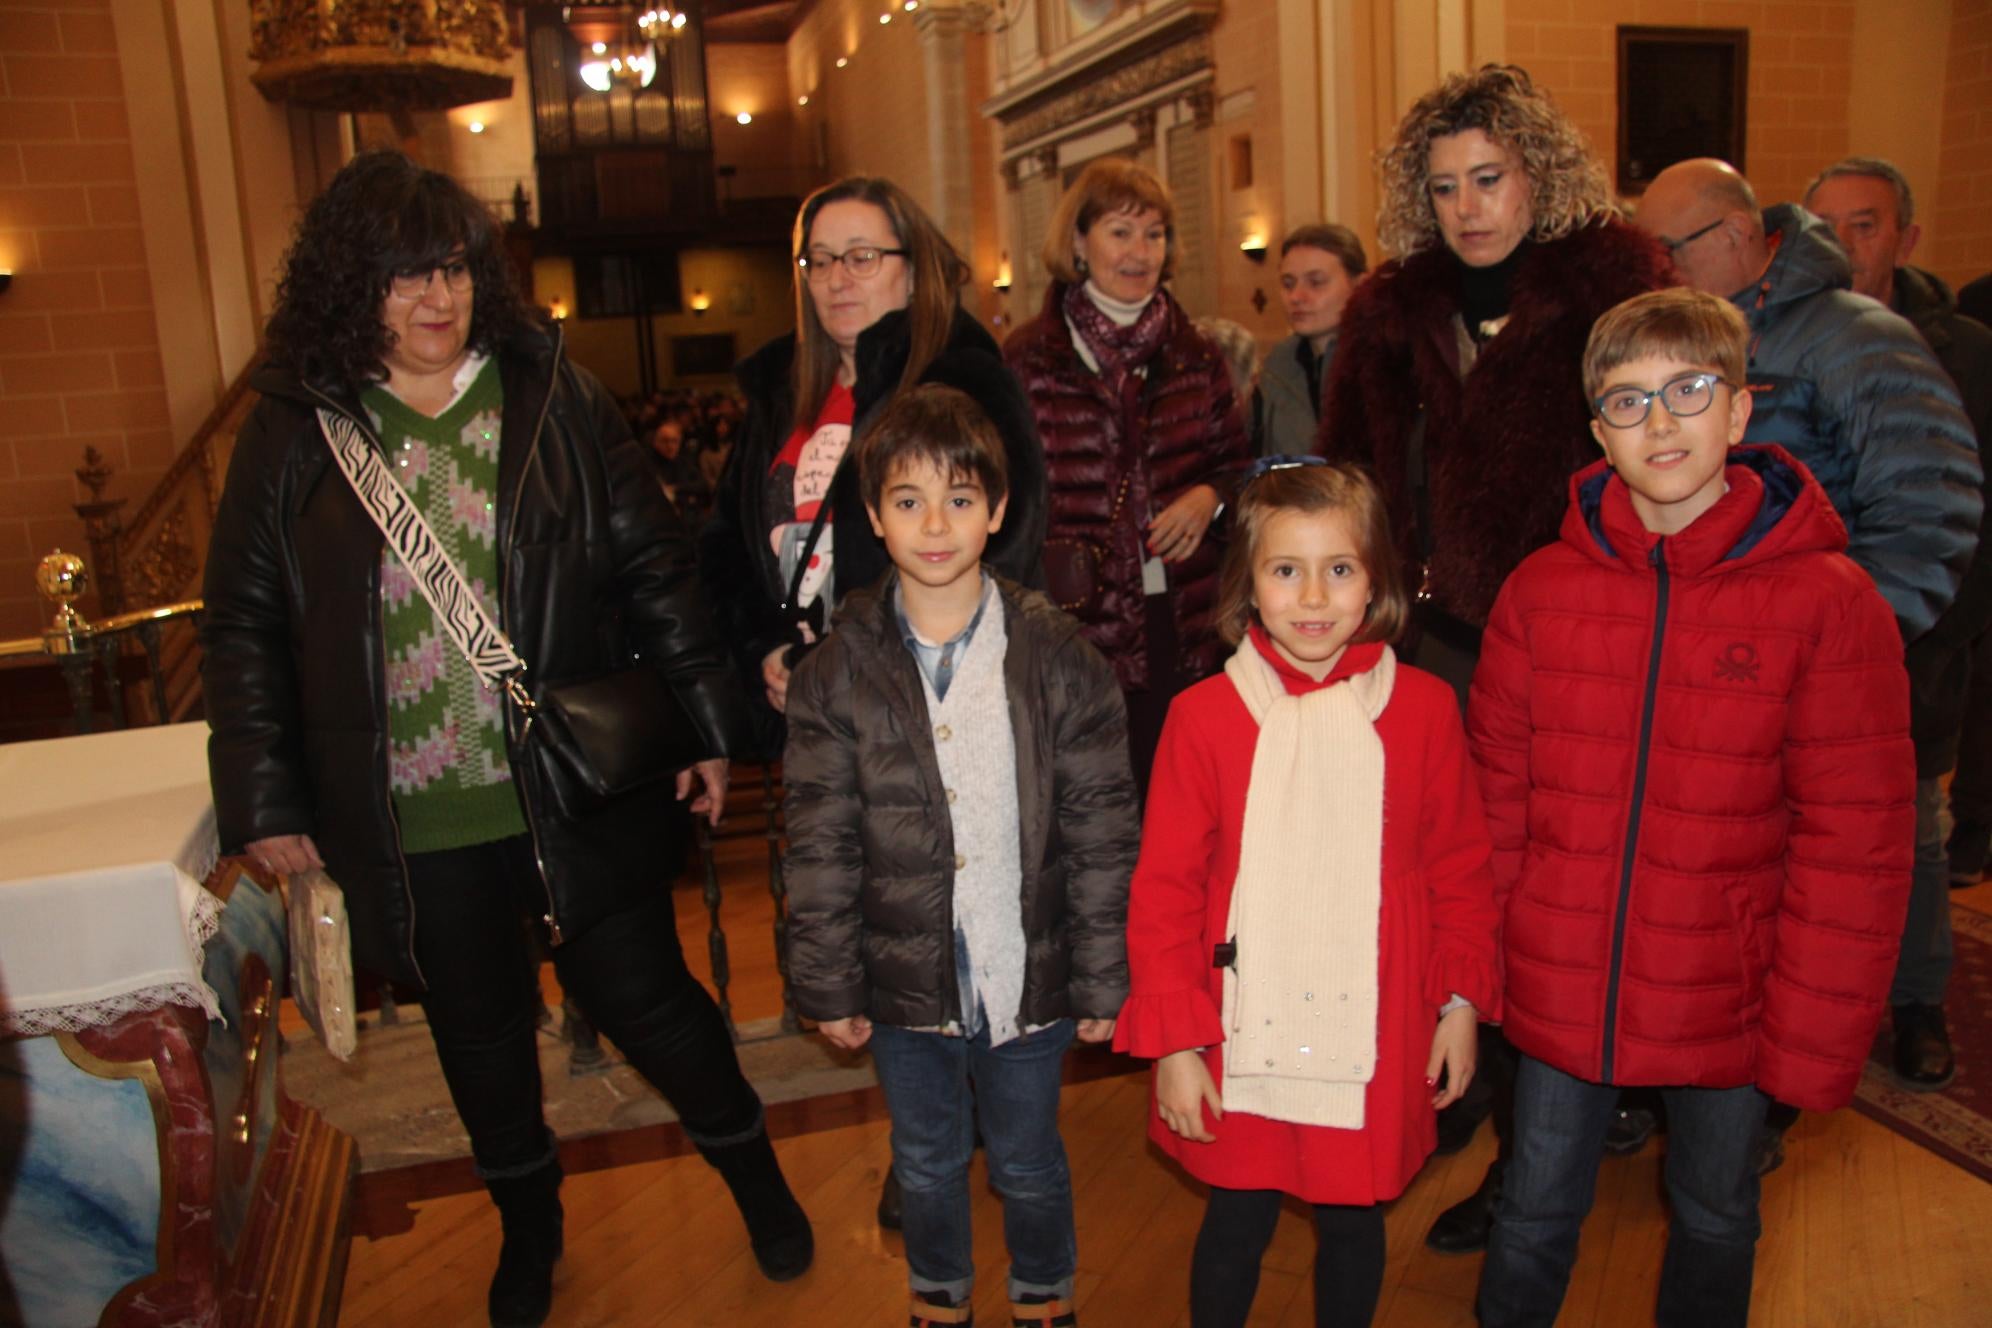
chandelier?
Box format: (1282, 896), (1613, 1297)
(574, 5), (689, 93)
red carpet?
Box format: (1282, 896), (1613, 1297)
(1850, 902), (1992, 1183)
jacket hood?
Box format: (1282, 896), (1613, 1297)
(251, 318), (563, 411)
(1893, 265), (1963, 349)
(1564, 444), (1848, 577)
(734, 304), (999, 402)
(1749, 205), (1853, 320)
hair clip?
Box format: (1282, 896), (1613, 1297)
(1239, 454), (1331, 490)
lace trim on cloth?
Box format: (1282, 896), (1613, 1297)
(2, 982), (223, 1037)
(0, 868), (227, 1037)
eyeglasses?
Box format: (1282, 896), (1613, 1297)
(1240, 454), (1331, 489)
(1661, 217), (1724, 257)
(797, 246), (909, 282)
(390, 260), (474, 300)
(1592, 371), (1734, 429)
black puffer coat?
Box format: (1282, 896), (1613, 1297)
(781, 574), (1139, 1029)
(700, 305), (1048, 756)
(201, 323), (752, 986)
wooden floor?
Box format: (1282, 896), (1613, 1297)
(335, 804), (1992, 1327)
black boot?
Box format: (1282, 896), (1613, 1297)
(486, 1159), (563, 1328)
(1603, 1105), (1659, 1156)
(699, 1129), (815, 1281)
(1892, 1001), (1957, 1090)
(1426, 1158), (1502, 1254)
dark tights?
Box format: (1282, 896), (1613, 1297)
(408, 834), (763, 1177)
(1189, 1187), (1385, 1328)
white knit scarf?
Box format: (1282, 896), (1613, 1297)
(1220, 636), (1395, 1128)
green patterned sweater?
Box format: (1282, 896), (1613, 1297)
(364, 359), (529, 854)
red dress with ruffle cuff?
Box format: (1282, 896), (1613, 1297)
(1113, 630), (1502, 1203)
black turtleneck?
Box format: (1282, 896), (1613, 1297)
(1457, 240), (1533, 341)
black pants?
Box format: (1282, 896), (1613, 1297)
(407, 834), (762, 1177)
(1190, 1187), (1385, 1328)
(1125, 592), (1196, 802)
(1952, 623), (1992, 826)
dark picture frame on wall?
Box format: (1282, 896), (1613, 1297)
(1616, 26), (1749, 194)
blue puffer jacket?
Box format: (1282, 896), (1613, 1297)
(1732, 204), (1982, 643)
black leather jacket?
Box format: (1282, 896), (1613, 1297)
(201, 323), (752, 985)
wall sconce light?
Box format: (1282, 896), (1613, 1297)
(549, 298), (568, 321)
(904, 0), (919, 9)
(735, 111), (753, 125)
(690, 289), (711, 316)
(798, 95), (809, 106)
(835, 56), (849, 68)
(1239, 234), (1269, 263)
(0, 272), (12, 296)
(468, 120), (486, 134)
(993, 252), (1012, 292)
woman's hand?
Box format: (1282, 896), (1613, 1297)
(1147, 484), (1221, 563)
(761, 646), (793, 714)
(817, 1015), (873, 1051)
(244, 834), (324, 876)
(1426, 1005), (1479, 1109)
(1156, 1048), (1222, 1142)
(675, 758), (730, 827)
(1076, 1018), (1116, 1044)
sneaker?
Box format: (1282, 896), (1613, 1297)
(1948, 818), (1989, 889)
(1011, 1293), (1077, 1327)
(912, 1290), (973, 1327)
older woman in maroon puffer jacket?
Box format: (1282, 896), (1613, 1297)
(1005, 159), (1249, 788)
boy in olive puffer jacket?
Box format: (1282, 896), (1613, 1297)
(783, 384), (1140, 1328)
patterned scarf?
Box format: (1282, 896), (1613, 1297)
(1063, 280), (1172, 411)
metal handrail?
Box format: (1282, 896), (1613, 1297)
(3, 551), (204, 734)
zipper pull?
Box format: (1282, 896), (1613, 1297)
(544, 914), (565, 945)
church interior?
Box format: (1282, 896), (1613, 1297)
(0, 1), (1989, 1325)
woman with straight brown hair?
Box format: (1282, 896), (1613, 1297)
(702, 177), (1046, 753)
(1005, 158), (1249, 790)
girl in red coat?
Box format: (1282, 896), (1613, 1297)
(1114, 460), (1502, 1328)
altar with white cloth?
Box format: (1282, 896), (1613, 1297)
(0, 723), (354, 1327)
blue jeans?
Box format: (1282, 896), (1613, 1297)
(1478, 1055), (1767, 1328)
(869, 1019), (1078, 1302)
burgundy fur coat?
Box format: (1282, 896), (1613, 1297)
(1316, 220), (1673, 626)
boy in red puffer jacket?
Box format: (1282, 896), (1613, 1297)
(1470, 288), (1914, 1328)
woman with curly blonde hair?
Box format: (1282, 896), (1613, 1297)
(1315, 63), (1673, 1255)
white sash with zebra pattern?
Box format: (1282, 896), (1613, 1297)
(316, 406), (527, 692)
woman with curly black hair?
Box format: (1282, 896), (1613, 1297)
(201, 151), (812, 1327)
